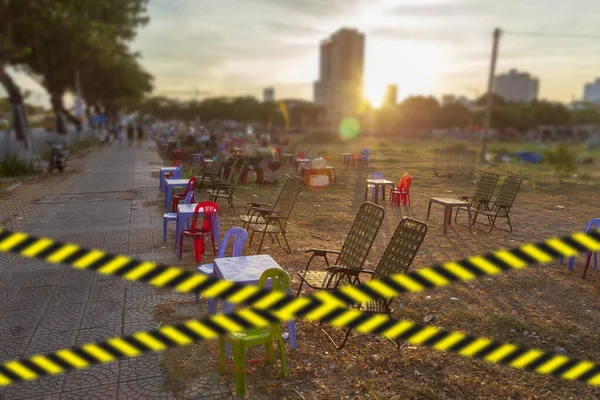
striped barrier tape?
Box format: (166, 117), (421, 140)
(1, 228), (599, 312)
(2, 306), (600, 388)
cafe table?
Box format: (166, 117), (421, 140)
(159, 166), (179, 192)
(164, 178), (189, 208)
(208, 254), (297, 356)
(176, 203), (221, 255)
(364, 179), (395, 204)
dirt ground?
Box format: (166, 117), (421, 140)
(156, 135), (600, 399)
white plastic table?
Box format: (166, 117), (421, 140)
(176, 204), (221, 255)
(210, 255), (297, 352)
(159, 166), (179, 192)
(164, 178), (189, 208)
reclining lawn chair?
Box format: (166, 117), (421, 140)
(471, 175), (522, 233)
(296, 202), (385, 296)
(207, 158), (241, 193)
(239, 175), (290, 229)
(247, 176), (303, 254)
(197, 152), (226, 191)
(455, 172), (499, 225)
(322, 217), (428, 349)
(207, 161), (246, 212)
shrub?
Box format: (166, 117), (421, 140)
(543, 141), (577, 182)
(0, 153), (34, 177)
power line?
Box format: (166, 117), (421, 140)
(504, 30), (600, 39)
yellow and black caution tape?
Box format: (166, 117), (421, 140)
(1, 227), (600, 388)
(1, 228), (599, 312)
(2, 307), (600, 388)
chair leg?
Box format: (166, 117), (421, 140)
(232, 343), (246, 396)
(338, 328), (352, 350)
(163, 218), (168, 242)
(219, 337), (227, 374)
(277, 334), (289, 378)
(281, 232), (292, 253)
(265, 341), (274, 364)
(256, 229), (268, 255)
(582, 251), (593, 279)
(211, 234), (216, 255)
(179, 233), (184, 259)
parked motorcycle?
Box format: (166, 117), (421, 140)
(47, 141), (69, 173)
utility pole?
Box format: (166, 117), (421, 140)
(480, 27), (501, 163)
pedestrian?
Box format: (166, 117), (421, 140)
(127, 124), (134, 146)
(118, 125), (125, 147)
(136, 123), (144, 147)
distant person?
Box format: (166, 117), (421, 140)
(127, 124), (135, 146)
(136, 124), (144, 147)
(118, 125), (125, 147)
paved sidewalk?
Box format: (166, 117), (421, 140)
(0, 145), (212, 399)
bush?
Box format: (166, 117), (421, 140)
(0, 153), (35, 177)
(543, 141), (577, 181)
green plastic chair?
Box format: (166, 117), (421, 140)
(219, 268), (290, 396)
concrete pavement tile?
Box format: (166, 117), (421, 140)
(37, 303), (86, 334)
(75, 327), (122, 346)
(81, 300), (124, 329)
(0, 310), (42, 339)
(22, 269), (64, 288)
(8, 286), (54, 311)
(118, 378), (174, 400)
(49, 284), (91, 305)
(0, 375), (64, 400)
(25, 331), (78, 356)
(62, 363), (120, 392)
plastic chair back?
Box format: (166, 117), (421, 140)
(183, 190), (194, 205)
(174, 164), (183, 179)
(217, 227), (248, 258)
(183, 177), (197, 196)
(192, 202), (218, 231)
(258, 268), (291, 293)
(172, 160), (181, 167)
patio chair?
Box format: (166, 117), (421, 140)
(219, 268), (290, 396)
(323, 217), (428, 349)
(207, 161), (246, 212)
(247, 176), (303, 254)
(471, 175), (523, 233)
(367, 172), (385, 202)
(561, 218), (600, 278)
(196, 227), (248, 304)
(296, 202), (385, 296)
(390, 174), (412, 207)
(207, 158), (241, 192)
(163, 191), (194, 242)
(197, 152), (226, 191)
(454, 172), (499, 225)
(239, 175), (290, 229)
(171, 177), (197, 213)
(179, 202), (219, 262)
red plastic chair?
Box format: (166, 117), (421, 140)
(172, 177), (196, 213)
(179, 202), (219, 262)
(164, 160), (181, 179)
(391, 174), (412, 206)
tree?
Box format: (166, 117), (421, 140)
(397, 96), (440, 132)
(8, 0), (150, 133)
(435, 103), (472, 129)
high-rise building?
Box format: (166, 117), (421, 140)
(493, 69), (539, 103)
(383, 84), (397, 107)
(583, 78), (600, 104)
(263, 87), (275, 103)
(313, 28), (365, 126)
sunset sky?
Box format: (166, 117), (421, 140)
(7, 0), (600, 107)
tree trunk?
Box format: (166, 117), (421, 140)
(85, 104), (94, 130)
(62, 106), (82, 132)
(50, 92), (68, 134)
(0, 66), (28, 145)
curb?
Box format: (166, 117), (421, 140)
(5, 182), (23, 192)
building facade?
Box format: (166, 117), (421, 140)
(493, 69), (539, 103)
(313, 28), (365, 127)
(583, 78), (600, 104)
(263, 87), (275, 103)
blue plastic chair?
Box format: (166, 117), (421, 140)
(368, 172), (384, 202)
(196, 227), (249, 305)
(162, 191), (193, 242)
(359, 148), (371, 168)
(561, 218), (600, 275)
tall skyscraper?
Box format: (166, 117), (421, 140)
(583, 78), (600, 104)
(313, 28), (365, 126)
(493, 69), (539, 103)
(383, 84), (398, 107)
(263, 87), (275, 103)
